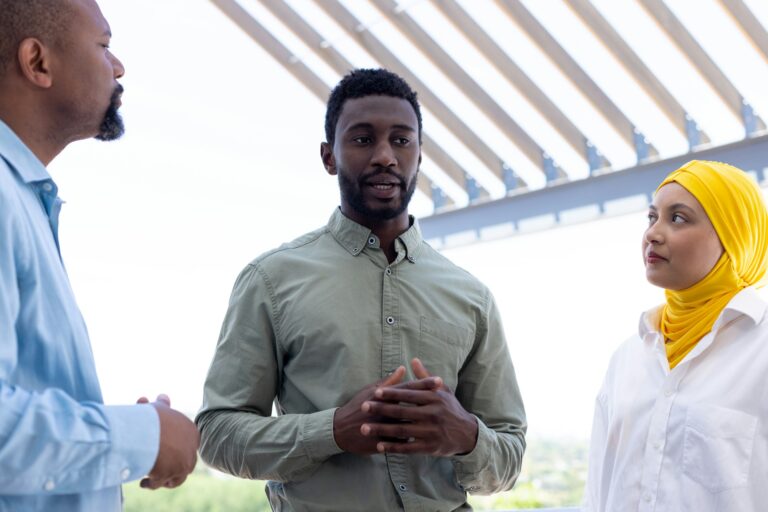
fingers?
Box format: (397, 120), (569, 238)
(376, 439), (434, 454)
(361, 422), (430, 441)
(136, 396), (149, 404)
(411, 358), (431, 380)
(361, 401), (425, 420)
(155, 394), (171, 406)
(379, 366), (406, 387)
(140, 475), (188, 490)
(384, 376), (443, 393)
(374, 387), (442, 405)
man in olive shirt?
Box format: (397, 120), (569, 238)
(197, 68), (526, 511)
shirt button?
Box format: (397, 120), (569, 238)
(352, 247), (360, 254)
(41, 183), (53, 192)
(653, 442), (662, 451)
(398, 483), (407, 492)
(407, 255), (415, 262)
(368, 236), (376, 245)
(385, 268), (392, 276)
(643, 493), (652, 502)
(386, 316), (395, 325)
(121, 468), (131, 480)
(44, 479), (55, 491)
(664, 389), (674, 397)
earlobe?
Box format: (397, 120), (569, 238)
(320, 142), (337, 176)
(17, 38), (53, 88)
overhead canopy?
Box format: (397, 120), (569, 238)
(209, 0), (768, 243)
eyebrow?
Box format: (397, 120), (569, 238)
(649, 202), (696, 213)
(344, 122), (416, 133)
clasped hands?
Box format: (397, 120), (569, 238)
(333, 358), (478, 457)
(136, 394), (200, 490)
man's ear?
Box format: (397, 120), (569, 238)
(320, 142), (337, 176)
(17, 38), (53, 88)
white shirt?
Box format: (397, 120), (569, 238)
(584, 287), (768, 512)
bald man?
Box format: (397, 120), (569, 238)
(0, 1), (198, 510)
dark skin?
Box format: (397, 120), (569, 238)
(362, 358), (478, 456)
(323, 95), (478, 456)
(0, 0), (125, 165)
(0, 0), (198, 491)
(321, 95), (420, 263)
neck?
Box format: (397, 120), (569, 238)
(0, 94), (67, 166)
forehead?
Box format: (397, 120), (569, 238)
(336, 95), (418, 134)
(653, 182), (704, 211)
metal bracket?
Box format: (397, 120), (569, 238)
(502, 162), (518, 193)
(633, 129), (651, 163)
(586, 141), (602, 175)
(742, 100), (758, 136)
(684, 114), (702, 150)
(465, 173), (480, 203)
(431, 184), (447, 210)
(543, 153), (558, 183)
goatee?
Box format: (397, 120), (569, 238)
(96, 84), (125, 141)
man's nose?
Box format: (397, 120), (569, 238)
(111, 53), (125, 79)
(371, 141), (396, 167)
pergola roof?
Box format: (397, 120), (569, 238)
(210, 0), (768, 243)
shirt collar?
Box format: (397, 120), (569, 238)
(639, 286), (767, 339)
(0, 118), (51, 184)
(326, 208), (424, 261)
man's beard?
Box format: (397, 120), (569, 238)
(338, 166), (418, 221)
(95, 84), (124, 141)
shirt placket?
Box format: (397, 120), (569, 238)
(377, 246), (419, 511)
(638, 343), (685, 511)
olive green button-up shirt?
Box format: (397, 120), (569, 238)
(197, 209), (526, 512)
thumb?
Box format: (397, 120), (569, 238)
(380, 365), (406, 387)
(155, 394), (171, 407)
(411, 358), (431, 379)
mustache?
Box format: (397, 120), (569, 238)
(360, 167), (406, 187)
(112, 83), (124, 101)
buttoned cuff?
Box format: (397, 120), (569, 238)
(103, 404), (160, 485)
(300, 408), (344, 462)
(451, 415), (492, 483)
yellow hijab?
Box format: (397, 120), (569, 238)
(657, 160), (768, 368)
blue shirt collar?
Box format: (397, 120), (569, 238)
(0, 118), (51, 183)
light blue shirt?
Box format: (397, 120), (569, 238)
(0, 120), (159, 512)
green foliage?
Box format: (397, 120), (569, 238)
(123, 438), (587, 511)
(123, 473), (270, 512)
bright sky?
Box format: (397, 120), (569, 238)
(48, 0), (768, 440)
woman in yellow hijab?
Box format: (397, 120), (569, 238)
(584, 160), (768, 512)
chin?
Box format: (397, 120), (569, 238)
(645, 272), (668, 290)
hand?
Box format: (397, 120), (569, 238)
(333, 366), (407, 454)
(360, 358), (478, 456)
(136, 394), (200, 489)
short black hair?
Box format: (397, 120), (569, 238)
(0, 0), (74, 77)
(324, 68), (422, 147)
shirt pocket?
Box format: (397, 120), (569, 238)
(682, 404), (757, 493)
(417, 316), (473, 391)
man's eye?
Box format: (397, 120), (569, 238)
(394, 137), (409, 145)
(353, 136), (371, 144)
